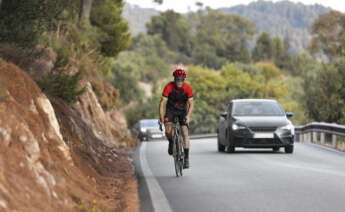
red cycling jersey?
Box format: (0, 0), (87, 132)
(162, 82), (193, 112)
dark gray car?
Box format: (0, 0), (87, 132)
(217, 99), (294, 153)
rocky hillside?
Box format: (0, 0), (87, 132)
(0, 60), (138, 211)
(123, 3), (159, 36)
(123, 1), (330, 53)
(219, 0), (330, 53)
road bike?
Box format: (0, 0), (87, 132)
(160, 116), (185, 177)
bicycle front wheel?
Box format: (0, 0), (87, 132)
(178, 134), (184, 176)
(173, 134), (180, 177)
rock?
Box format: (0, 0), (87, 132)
(0, 127), (11, 147)
(0, 200), (7, 209)
(36, 96), (63, 141)
(0, 62), (73, 211)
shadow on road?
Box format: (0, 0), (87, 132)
(205, 150), (286, 155)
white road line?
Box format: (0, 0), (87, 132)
(140, 142), (173, 212)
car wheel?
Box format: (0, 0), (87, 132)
(285, 145), (294, 154)
(227, 146), (235, 153)
(272, 147), (280, 152)
(217, 136), (225, 152)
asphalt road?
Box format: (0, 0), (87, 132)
(132, 138), (345, 212)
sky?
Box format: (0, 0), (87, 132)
(125, 0), (344, 13)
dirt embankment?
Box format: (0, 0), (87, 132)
(0, 61), (138, 211)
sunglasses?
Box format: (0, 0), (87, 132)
(175, 78), (185, 82)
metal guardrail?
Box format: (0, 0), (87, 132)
(295, 122), (345, 150)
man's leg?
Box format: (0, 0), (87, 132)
(181, 125), (190, 168)
(164, 121), (174, 155)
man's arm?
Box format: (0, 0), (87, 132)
(159, 97), (167, 124)
(186, 98), (194, 123)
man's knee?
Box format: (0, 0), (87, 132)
(181, 125), (189, 137)
(164, 123), (173, 138)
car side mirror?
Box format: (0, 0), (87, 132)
(220, 112), (228, 119)
(286, 112), (294, 118)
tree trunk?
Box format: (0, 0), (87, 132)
(79, 0), (93, 22)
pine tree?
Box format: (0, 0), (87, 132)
(236, 38), (252, 63)
(272, 37), (285, 69)
(91, 0), (131, 57)
(253, 32), (273, 62)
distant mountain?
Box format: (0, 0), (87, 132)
(219, 0), (330, 53)
(123, 1), (331, 53)
(123, 4), (160, 36)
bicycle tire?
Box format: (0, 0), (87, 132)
(173, 133), (180, 177)
(178, 133), (184, 176)
(171, 116), (185, 177)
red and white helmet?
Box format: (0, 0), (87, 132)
(173, 69), (187, 79)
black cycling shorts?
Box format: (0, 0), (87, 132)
(164, 110), (187, 126)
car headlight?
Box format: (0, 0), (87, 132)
(140, 128), (147, 132)
(279, 124), (295, 135)
(232, 124), (246, 130)
(279, 124), (292, 130)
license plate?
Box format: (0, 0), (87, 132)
(152, 134), (162, 138)
(254, 133), (274, 139)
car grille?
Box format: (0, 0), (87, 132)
(246, 138), (277, 145)
(249, 127), (277, 132)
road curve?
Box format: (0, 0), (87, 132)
(132, 138), (345, 212)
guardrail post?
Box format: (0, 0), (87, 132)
(320, 133), (325, 144)
(332, 134), (337, 148)
(312, 132), (317, 143)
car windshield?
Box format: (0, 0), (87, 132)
(141, 120), (159, 128)
(232, 101), (285, 116)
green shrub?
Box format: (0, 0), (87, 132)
(38, 70), (85, 103)
(255, 62), (281, 81)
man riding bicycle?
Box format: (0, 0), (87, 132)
(159, 68), (194, 169)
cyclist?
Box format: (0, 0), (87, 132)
(159, 68), (194, 169)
